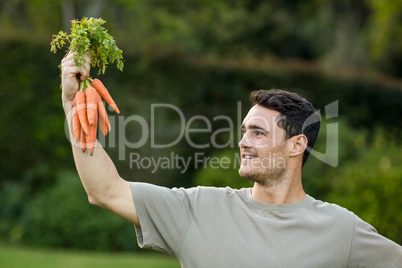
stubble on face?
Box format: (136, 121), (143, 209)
(239, 145), (288, 187)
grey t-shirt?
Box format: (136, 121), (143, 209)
(130, 182), (402, 267)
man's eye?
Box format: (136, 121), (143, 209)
(255, 131), (264, 136)
(241, 128), (246, 135)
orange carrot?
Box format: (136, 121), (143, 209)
(91, 78), (120, 114)
(85, 87), (98, 126)
(98, 111), (108, 136)
(75, 91), (89, 135)
(96, 93), (111, 132)
(87, 113), (98, 156)
(80, 128), (86, 152)
(72, 98), (81, 141)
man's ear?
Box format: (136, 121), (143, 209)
(289, 134), (308, 157)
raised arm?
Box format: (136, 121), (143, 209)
(61, 52), (139, 226)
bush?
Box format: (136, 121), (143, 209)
(0, 182), (28, 244)
(20, 170), (136, 251)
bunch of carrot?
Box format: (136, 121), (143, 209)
(50, 17), (124, 155)
(72, 78), (120, 156)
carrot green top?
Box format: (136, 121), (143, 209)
(50, 17), (124, 75)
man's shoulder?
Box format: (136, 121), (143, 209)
(307, 196), (357, 225)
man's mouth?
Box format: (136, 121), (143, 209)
(242, 153), (257, 160)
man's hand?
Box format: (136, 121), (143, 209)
(61, 52), (91, 105)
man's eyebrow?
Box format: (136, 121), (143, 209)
(241, 124), (269, 133)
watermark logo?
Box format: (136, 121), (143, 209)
(128, 151), (286, 173)
(305, 101), (339, 167)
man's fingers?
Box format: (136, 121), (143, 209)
(61, 56), (91, 81)
(61, 51), (91, 72)
(61, 51), (74, 65)
(79, 62), (91, 81)
(60, 51), (92, 102)
(80, 70), (88, 81)
(84, 58), (91, 78)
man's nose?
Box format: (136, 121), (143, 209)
(239, 132), (252, 148)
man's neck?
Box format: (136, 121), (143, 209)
(251, 170), (306, 204)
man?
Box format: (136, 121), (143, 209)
(61, 52), (402, 267)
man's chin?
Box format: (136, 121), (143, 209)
(238, 167), (248, 178)
(238, 166), (287, 187)
(238, 168), (258, 181)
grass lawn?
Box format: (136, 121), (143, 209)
(0, 243), (180, 268)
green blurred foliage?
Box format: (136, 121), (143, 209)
(1, 0), (402, 251)
(327, 128), (402, 244)
(1, 0), (402, 75)
(0, 170), (136, 251)
(367, 0), (402, 75)
(22, 170), (134, 251)
(0, 41), (67, 186)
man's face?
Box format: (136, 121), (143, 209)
(238, 105), (288, 186)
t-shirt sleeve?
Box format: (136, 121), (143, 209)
(348, 215), (402, 267)
(130, 182), (195, 256)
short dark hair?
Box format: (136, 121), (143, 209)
(249, 89), (321, 167)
